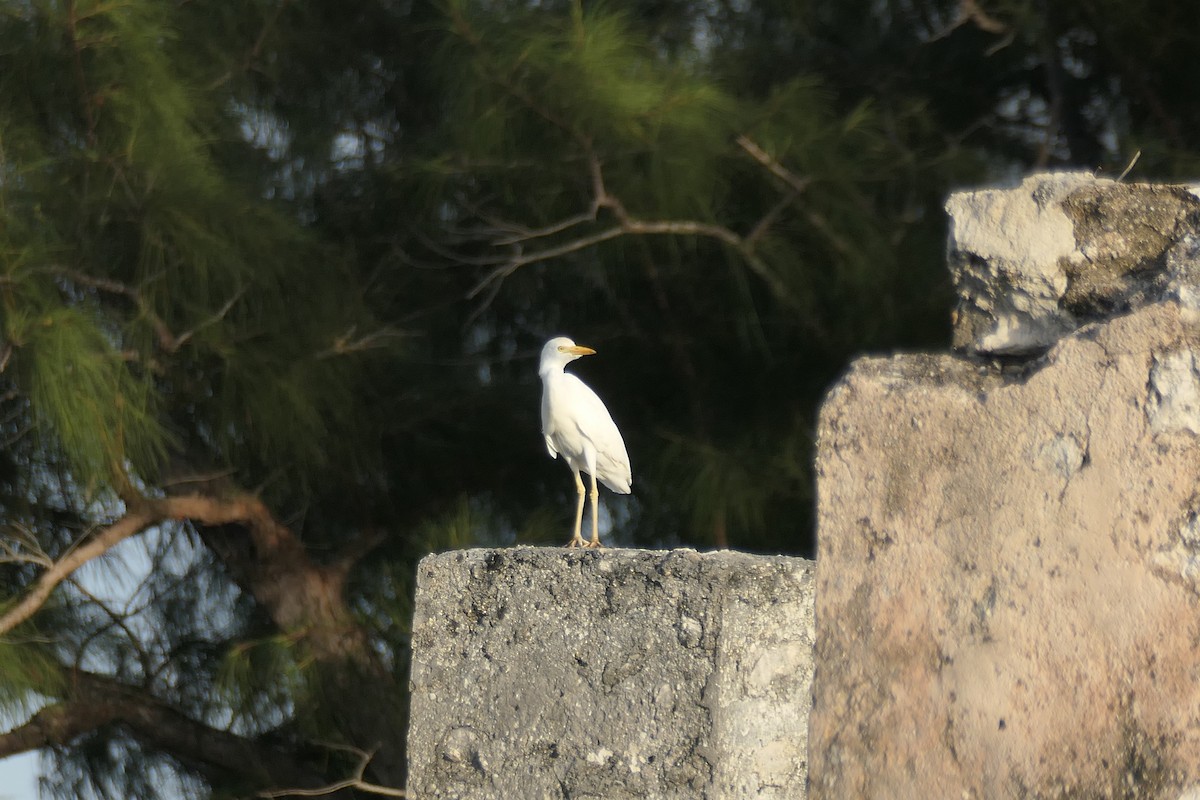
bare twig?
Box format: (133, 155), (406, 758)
(52, 269), (138, 300)
(744, 189), (802, 250)
(65, 576), (155, 679)
(961, 0), (1007, 33)
(167, 289), (246, 352)
(258, 746), (406, 798)
(316, 326), (404, 359)
(926, 0), (1009, 42)
(465, 226), (626, 298)
(414, 229), (518, 267)
(50, 267), (244, 353)
(0, 527), (53, 569)
(257, 779), (405, 798)
(492, 209), (600, 246)
(735, 135), (811, 195)
(1116, 150), (1141, 182)
(207, 0), (296, 89)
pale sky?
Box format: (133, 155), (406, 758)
(0, 752), (38, 800)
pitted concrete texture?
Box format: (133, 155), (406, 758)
(946, 172), (1200, 355)
(811, 300), (1200, 799)
(407, 547), (814, 799)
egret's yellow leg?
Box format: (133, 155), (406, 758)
(566, 471), (587, 548)
(585, 470), (603, 548)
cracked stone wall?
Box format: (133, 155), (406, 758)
(811, 174), (1200, 799)
(947, 172), (1200, 355)
(406, 548), (814, 799)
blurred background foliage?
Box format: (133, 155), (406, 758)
(1, 0), (1199, 795)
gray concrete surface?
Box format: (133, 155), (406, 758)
(407, 547), (814, 799)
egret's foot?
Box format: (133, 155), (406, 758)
(584, 538), (604, 549)
(564, 535), (586, 548)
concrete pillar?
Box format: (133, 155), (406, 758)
(407, 547), (814, 799)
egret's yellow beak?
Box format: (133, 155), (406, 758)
(560, 344), (596, 356)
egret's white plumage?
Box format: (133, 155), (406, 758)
(539, 337), (631, 548)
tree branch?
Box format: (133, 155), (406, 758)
(0, 699), (112, 759)
(735, 135), (811, 195)
(0, 486), (406, 785)
(0, 504), (161, 636)
(50, 267), (244, 354)
(465, 227), (626, 298)
(926, 0), (1010, 43)
(0, 670), (326, 790)
(463, 151), (806, 313)
(65, 575), (155, 679)
(745, 188), (802, 250)
(0, 492), (309, 638)
(315, 326), (404, 359)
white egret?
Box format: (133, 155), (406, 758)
(539, 337), (632, 548)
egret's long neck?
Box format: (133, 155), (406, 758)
(539, 360), (568, 379)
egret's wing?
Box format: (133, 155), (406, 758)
(541, 385), (560, 459)
(562, 375), (632, 493)
(595, 440), (632, 493)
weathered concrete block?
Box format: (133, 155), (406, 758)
(947, 172), (1200, 355)
(811, 300), (1200, 799)
(407, 547), (814, 799)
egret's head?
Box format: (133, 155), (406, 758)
(540, 336), (595, 373)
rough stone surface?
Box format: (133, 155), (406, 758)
(811, 300), (1200, 799)
(947, 172), (1200, 355)
(407, 547), (815, 799)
